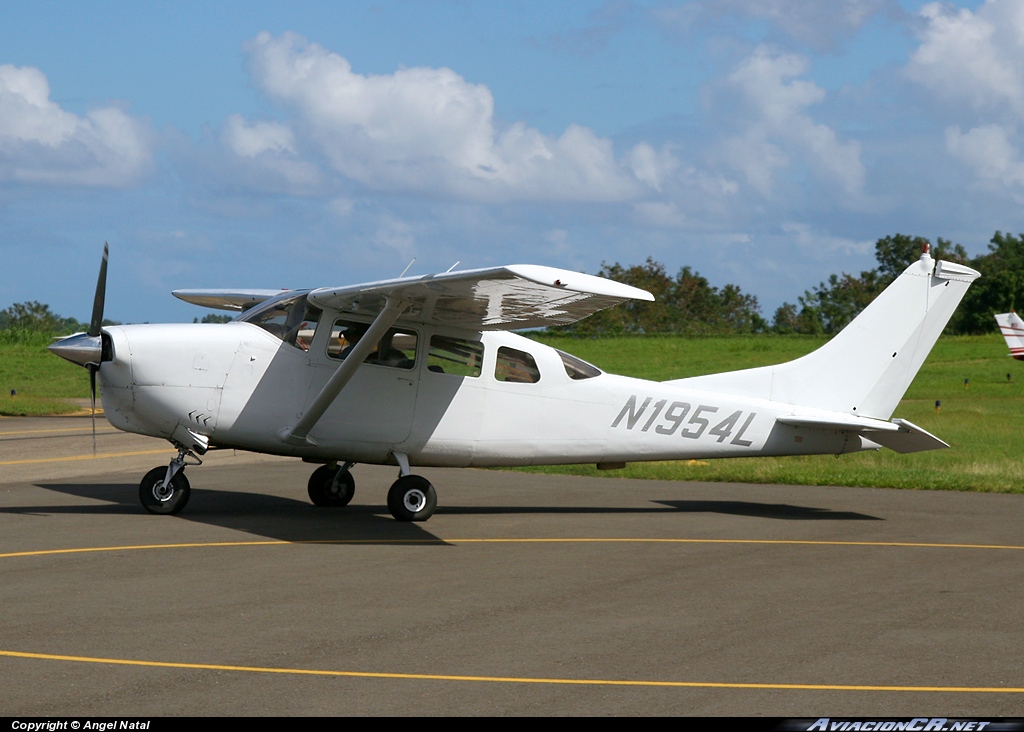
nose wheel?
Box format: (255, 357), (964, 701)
(308, 463), (356, 507)
(139, 444), (201, 515)
(139, 466), (191, 515)
(387, 475), (437, 522)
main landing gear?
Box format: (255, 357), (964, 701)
(307, 462), (356, 507)
(305, 453), (437, 522)
(387, 475), (437, 522)
(384, 451), (436, 522)
(139, 445), (200, 515)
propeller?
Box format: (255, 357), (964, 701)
(89, 243), (108, 339)
(47, 243), (109, 454)
(87, 244), (108, 453)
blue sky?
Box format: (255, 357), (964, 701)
(1, 0), (1018, 324)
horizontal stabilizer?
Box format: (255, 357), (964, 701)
(777, 414), (947, 453)
(870, 419), (949, 453)
(776, 414), (901, 433)
(172, 289), (288, 312)
(308, 264), (654, 330)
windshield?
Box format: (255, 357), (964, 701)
(238, 290), (321, 351)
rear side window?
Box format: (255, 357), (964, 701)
(557, 349), (601, 380)
(495, 347), (541, 383)
(427, 335), (484, 377)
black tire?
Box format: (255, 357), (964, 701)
(307, 464), (355, 507)
(387, 475), (437, 522)
(139, 466), (191, 515)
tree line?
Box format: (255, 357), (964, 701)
(557, 231), (1024, 336)
(4, 231), (1023, 338)
(0, 301), (229, 342)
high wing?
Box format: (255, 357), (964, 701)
(306, 264), (655, 330)
(172, 289), (289, 312)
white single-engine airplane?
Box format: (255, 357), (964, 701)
(49, 245), (979, 521)
(995, 312), (1024, 360)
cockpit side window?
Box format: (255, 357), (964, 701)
(494, 346), (541, 383)
(239, 292), (321, 351)
(427, 335), (483, 377)
(557, 349), (601, 380)
(327, 319), (418, 369)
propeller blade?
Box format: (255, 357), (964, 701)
(88, 242), (109, 338)
(89, 364), (97, 455)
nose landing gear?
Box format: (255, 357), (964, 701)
(139, 445), (201, 515)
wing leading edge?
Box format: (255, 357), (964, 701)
(172, 289), (289, 312)
(306, 264), (655, 330)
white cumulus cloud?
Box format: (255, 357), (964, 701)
(946, 123), (1024, 187)
(218, 114), (321, 190)
(906, 1), (1024, 116)
(906, 2), (1024, 193)
(0, 64), (152, 186)
(239, 31), (661, 202)
(720, 47), (865, 195)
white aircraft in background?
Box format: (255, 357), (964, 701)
(49, 246), (979, 522)
(995, 312), (1024, 361)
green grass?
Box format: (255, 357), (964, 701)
(527, 333), (1024, 493)
(0, 333), (89, 415)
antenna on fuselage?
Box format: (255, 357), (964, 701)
(399, 259), (416, 279)
(445, 261), (460, 273)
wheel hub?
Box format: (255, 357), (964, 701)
(403, 489), (426, 513)
(152, 480), (173, 502)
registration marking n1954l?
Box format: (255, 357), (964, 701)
(611, 395), (756, 446)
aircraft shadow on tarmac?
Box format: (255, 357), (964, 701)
(14, 482), (880, 544)
(23, 482), (442, 543)
(654, 500), (881, 521)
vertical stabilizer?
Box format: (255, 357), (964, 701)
(670, 253), (980, 419)
(995, 312), (1024, 361)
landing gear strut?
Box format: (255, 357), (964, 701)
(308, 462), (356, 507)
(139, 445), (200, 515)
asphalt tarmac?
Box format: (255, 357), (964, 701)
(2, 415), (1023, 717)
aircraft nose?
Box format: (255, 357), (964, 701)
(48, 332), (103, 368)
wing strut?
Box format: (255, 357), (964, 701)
(278, 297), (407, 447)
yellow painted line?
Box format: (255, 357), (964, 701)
(1, 650), (1021, 692)
(448, 538), (1024, 551)
(3, 537), (1024, 560)
(0, 426), (118, 437)
(0, 541), (291, 559)
(0, 448), (171, 467)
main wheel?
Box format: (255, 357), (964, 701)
(139, 466), (191, 515)
(387, 475), (437, 522)
(307, 464), (355, 507)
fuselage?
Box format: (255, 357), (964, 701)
(97, 317), (873, 469)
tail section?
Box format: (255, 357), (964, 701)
(995, 312), (1024, 360)
(671, 252), (980, 420)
